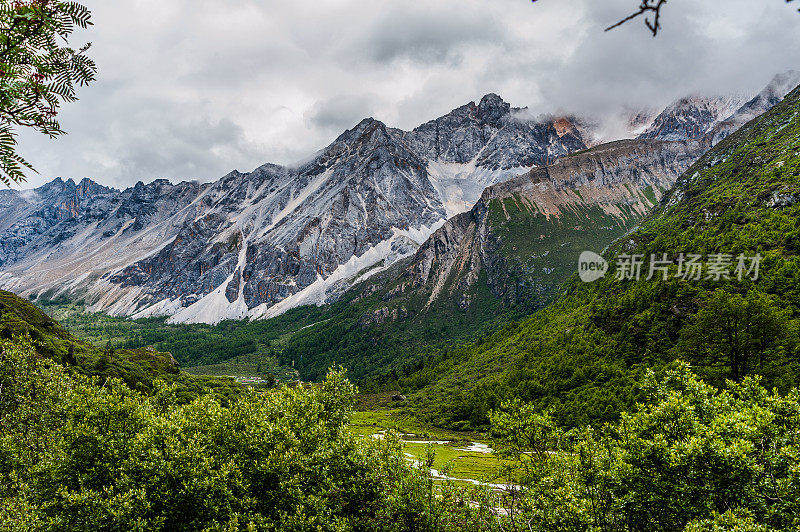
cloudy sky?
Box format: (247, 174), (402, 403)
(14, 0), (800, 189)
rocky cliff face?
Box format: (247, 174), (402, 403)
(111, 118), (450, 324)
(351, 139), (705, 323)
(637, 72), (800, 145)
(0, 177), (203, 273)
(0, 178), (115, 266)
(0, 95), (592, 324)
(400, 94), (589, 217)
(0, 177), (208, 316)
(638, 95), (747, 141)
(400, 94), (585, 169)
(0, 77), (790, 325)
(708, 71), (800, 144)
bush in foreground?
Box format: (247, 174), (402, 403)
(0, 336), (492, 531)
(491, 363), (800, 531)
(5, 333), (800, 531)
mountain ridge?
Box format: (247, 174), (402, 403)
(391, 81), (800, 430)
(0, 94), (594, 323)
(1, 76), (795, 324)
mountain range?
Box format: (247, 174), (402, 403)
(0, 72), (797, 326)
(397, 79), (800, 430)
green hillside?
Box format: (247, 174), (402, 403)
(0, 290), (242, 403)
(32, 141), (693, 388)
(388, 84), (800, 430)
(217, 141), (681, 384)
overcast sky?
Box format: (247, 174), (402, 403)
(14, 0), (800, 190)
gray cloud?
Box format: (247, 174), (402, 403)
(352, 7), (506, 66)
(304, 94), (381, 133)
(12, 0), (800, 190)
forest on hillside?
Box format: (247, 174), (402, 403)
(3, 0), (800, 530)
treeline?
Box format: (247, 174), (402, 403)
(4, 335), (800, 530)
(379, 85), (800, 431)
(41, 277), (532, 384)
(38, 297), (331, 368)
(2, 291), (242, 404)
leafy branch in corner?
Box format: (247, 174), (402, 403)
(0, 0), (96, 187)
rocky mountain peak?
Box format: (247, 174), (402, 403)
(734, 71), (800, 115)
(37, 177), (71, 194)
(75, 178), (112, 197)
(327, 117), (394, 153)
(476, 93), (511, 123)
(706, 71), (800, 145)
(639, 94), (747, 141)
(32, 177), (110, 202)
(349, 116), (388, 136)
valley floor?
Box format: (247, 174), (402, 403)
(349, 393), (510, 488)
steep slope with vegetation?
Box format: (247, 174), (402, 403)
(273, 138), (702, 381)
(36, 139), (702, 384)
(388, 84), (800, 430)
(0, 290), (241, 403)
(489, 364), (800, 531)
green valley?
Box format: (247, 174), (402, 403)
(3, 0), (800, 529)
(387, 85), (800, 430)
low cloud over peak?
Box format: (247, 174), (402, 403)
(13, 0), (800, 190)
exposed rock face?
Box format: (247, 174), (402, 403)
(399, 93), (585, 169)
(0, 95), (591, 324)
(708, 71), (800, 144)
(638, 95), (747, 141)
(0, 178), (115, 266)
(112, 118), (450, 323)
(359, 305), (409, 327)
(402, 94), (589, 218)
(638, 72), (800, 146)
(364, 139), (706, 315)
(0, 177), (203, 278)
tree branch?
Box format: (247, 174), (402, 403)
(605, 0), (667, 36)
(532, 0), (800, 37)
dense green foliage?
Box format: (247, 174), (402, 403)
(40, 278), (533, 385)
(1, 290), (242, 404)
(0, 0), (96, 185)
(278, 275), (533, 384)
(490, 364), (800, 531)
(0, 336), (498, 531)
(5, 333), (800, 530)
(38, 298), (322, 377)
(382, 85), (800, 430)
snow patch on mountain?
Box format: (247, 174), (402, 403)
(639, 94), (748, 141)
(245, 220), (446, 323)
(426, 160), (533, 218)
